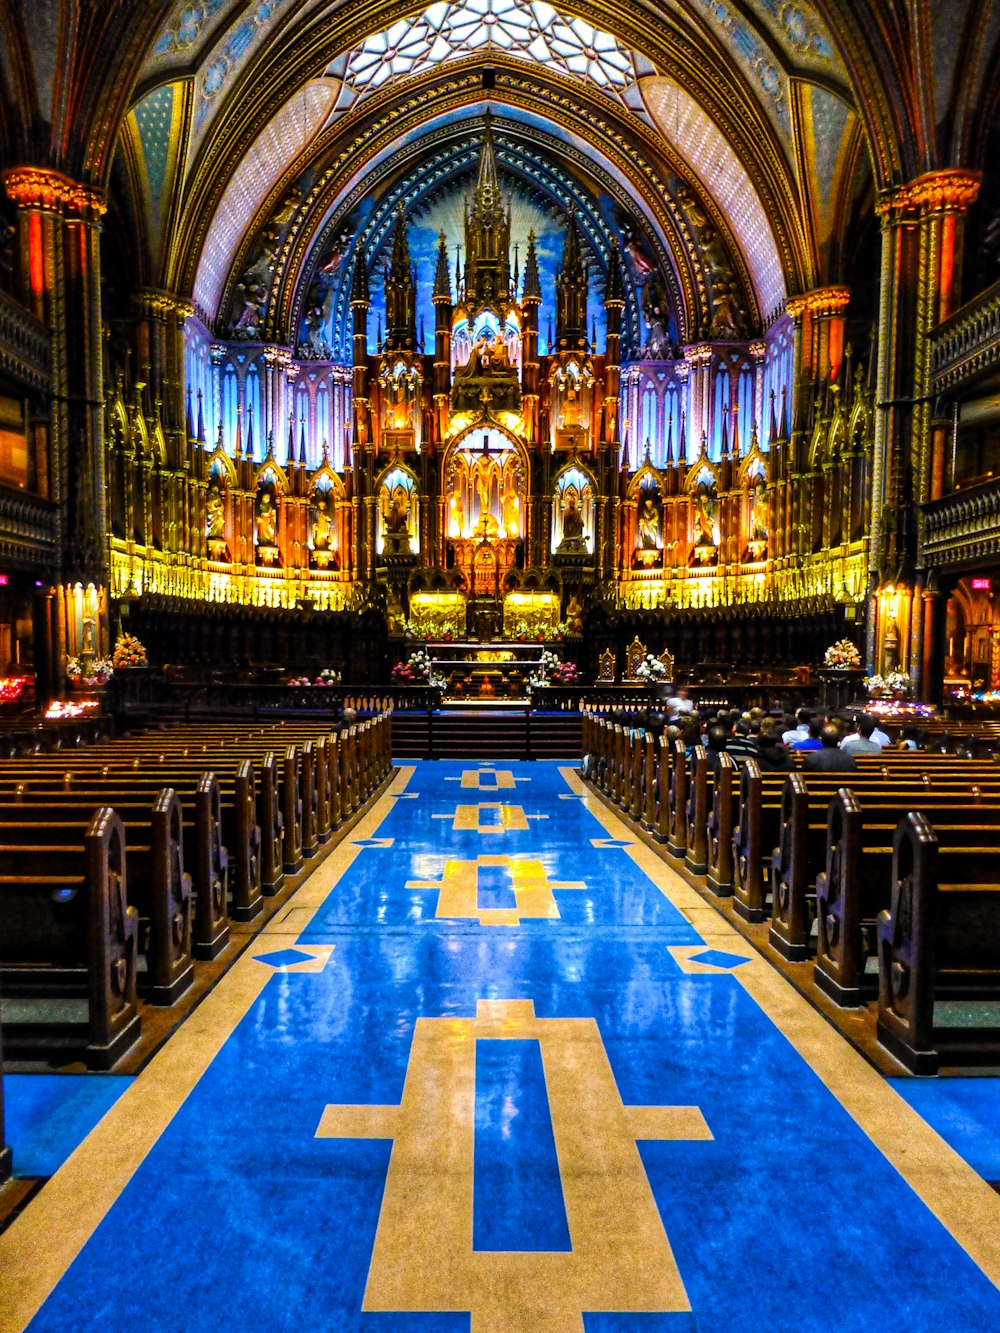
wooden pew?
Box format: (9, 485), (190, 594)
(0, 777), (230, 960)
(0, 789), (192, 1005)
(876, 813), (1000, 1072)
(815, 793), (1000, 1004)
(1, 761), (264, 919)
(734, 760), (1000, 923)
(2, 752), (283, 898)
(0, 808), (142, 1067)
(706, 754), (738, 893)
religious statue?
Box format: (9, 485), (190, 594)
(310, 493), (336, 569)
(312, 496), (332, 549)
(503, 486), (519, 538)
(641, 277), (672, 359)
(691, 484), (717, 566)
(451, 331), (521, 415)
(475, 464), (498, 536)
(449, 490), (465, 538)
(749, 477), (768, 542)
(638, 494), (661, 550)
(385, 497), (408, 534)
(557, 492), (588, 554)
(566, 593), (584, 635)
(206, 480), (225, 541)
(256, 492), (277, 546)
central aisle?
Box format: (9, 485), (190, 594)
(3, 761), (1000, 1331)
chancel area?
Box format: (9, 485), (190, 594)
(2, 1), (1000, 1328)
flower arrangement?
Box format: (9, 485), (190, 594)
(112, 633), (148, 669)
(318, 667), (341, 685)
(865, 670), (909, 697)
(391, 649), (445, 688)
(66, 656), (113, 685)
(635, 653), (668, 680)
(823, 639), (862, 670)
(528, 651), (579, 691)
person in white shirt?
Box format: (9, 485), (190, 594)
(782, 708), (811, 746)
(870, 722), (891, 748)
(666, 687), (695, 721)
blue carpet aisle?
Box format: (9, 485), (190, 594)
(1, 761), (999, 1331)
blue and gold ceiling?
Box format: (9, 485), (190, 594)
(117, 0), (871, 350)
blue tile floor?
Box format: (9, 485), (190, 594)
(890, 1078), (1000, 1184)
(4, 1075), (133, 1177)
(3, 761), (1000, 1331)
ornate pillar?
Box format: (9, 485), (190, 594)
(4, 167), (108, 589)
(871, 170), (980, 677)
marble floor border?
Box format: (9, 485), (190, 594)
(558, 767), (1000, 1290)
(0, 767), (415, 1333)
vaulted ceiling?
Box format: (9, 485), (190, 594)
(3, 1), (999, 344)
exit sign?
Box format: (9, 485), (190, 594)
(972, 578), (992, 590)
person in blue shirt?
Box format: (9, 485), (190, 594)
(790, 716), (824, 751)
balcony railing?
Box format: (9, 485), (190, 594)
(0, 286), (50, 392)
(922, 475), (1000, 567)
(930, 280), (1000, 395)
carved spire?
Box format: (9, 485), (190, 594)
(463, 111), (512, 310)
(556, 208), (589, 351)
(384, 205), (416, 351)
(433, 230), (452, 303)
(522, 230), (541, 302)
(196, 389), (206, 445)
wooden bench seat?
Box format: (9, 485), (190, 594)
(0, 808), (141, 1068)
(0, 780), (231, 961)
(815, 796), (1000, 1004)
(876, 816), (1000, 1072)
(0, 790), (192, 1005)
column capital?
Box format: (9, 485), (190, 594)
(876, 169), (981, 223)
(682, 343), (713, 367)
(134, 288), (193, 320)
(3, 166), (107, 222)
(785, 286), (851, 321)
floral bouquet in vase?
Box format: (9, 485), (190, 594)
(112, 634), (148, 669)
(635, 653), (668, 681)
(823, 639), (861, 670)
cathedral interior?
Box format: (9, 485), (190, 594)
(5, 5), (1000, 1330)
(3, 0), (998, 700)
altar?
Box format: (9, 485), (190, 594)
(422, 641), (561, 701)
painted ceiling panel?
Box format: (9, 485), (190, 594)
(802, 83), (853, 232)
(641, 74), (786, 319)
(194, 79), (338, 317)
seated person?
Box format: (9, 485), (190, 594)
(726, 718), (758, 763)
(840, 713), (882, 754)
(790, 716), (824, 751)
(895, 723), (922, 751)
(870, 718), (892, 748)
(704, 724), (729, 774)
(757, 732), (795, 772)
(679, 716), (702, 759)
(782, 707), (811, 745)
(803, 724), (858, 772)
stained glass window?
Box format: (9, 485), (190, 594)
(329, 1), (650, 115)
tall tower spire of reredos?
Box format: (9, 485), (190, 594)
(464, 110), (512, 312)
(384, 204), (417, 351)
(556, 207), (589, 352)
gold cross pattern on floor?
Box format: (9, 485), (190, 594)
(316, 999), (711, 1331)
(406, 854), (586, 925)
(445, 768), (531, 790)
(432, 803), (549, 834)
